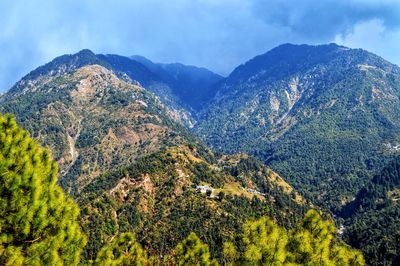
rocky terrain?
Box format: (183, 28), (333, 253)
(0, 63), (198, 193)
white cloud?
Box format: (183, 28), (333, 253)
(334, 19), (400, 65)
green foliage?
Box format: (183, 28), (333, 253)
(174, 232), (218, 266)
(222, 242), (237, 266)
(242, 217), (288, 265)
(225, 210), (364, 266)
(0, 114), (86, 265)
(286, 210), (363, 265)
(287, 210), (335, 264)
(95, 233), (147, 266)
(78, 148), (307, 262)
(195, 44), (400, 214)
(342, 156), (400, 266)
(88, 211), (364, 266)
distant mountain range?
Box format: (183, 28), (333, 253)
(131, 55), (223, 111)
(1, 43), (399, 265)
(4, 49), (222, 126)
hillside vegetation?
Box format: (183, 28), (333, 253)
(0, 114), (86, 265)
(195, 44), (400, 212)
(0, 64), (198, 194)
(0, 113), (364, 265)
(2, 43), (397, 265)
(77, 145), (308, 261)
(341, 156), (400, 266)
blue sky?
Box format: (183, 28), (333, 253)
(1, 0), (400, 92)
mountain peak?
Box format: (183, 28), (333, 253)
(73, 64), (131, 92)
(223, 42), (396, 88)
(76, 48), (96, 56)
(196, 41), (400, 214)
(274, 42), (341, 49)
(8, 49), (109, 95)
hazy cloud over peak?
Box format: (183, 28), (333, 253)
(253, 0), (400, 40)
(1, 0), (400, 91)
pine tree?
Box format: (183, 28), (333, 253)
(287, 210), (335, 265)
(95, 233), (147, 266)
(242, 217), (288, 265)
(287, 210), (364, 266)
(0, 114), (86, 265)
(174, 232), (218, 266)
(227, 210), (364, 266)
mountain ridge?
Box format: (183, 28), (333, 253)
(5, 49), (223, 124)
(0, 63), (202, 194)
(131, 55), (223, 111)
(195, 43), (400, 212)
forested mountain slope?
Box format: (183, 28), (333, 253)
(131, 55), (223, 111)
(0, 63), (199, 194)
(2, 113), (365, 265)
(195, 43), (400, 211)
(77, 144), (308, 261)
(341, 156), (400, 266)
(1, 44), (392, 265)
(0, 54), (312, 264)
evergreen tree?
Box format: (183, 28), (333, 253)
(287, 210), (335, 265)
(174, 232), (218, 266)
(95, 233), (147, 266)
(242, 217), (288, 265)
(287, 210), (364, 266)
(0, 114), (86, 265)
(227, 210), (364, 266)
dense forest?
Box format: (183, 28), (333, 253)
(77, 146), (308, 261)
(341, 156), (400, 266)
(195, 44), (400, 214)
(0, 113), (364, 265)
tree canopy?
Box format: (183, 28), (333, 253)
(223, 210), (364, 266)
(95, 232), (147, 266)
(0, 114), (86, 265)
(174, 232), (218, 266)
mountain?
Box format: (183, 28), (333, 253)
(341, 156), (400, 266)
(3, 112), (364, 265)
(97, 53), (194, 125)
(0, 52), (309, 262)
(5, 44), (394, 264)
(131, 55), (223, 111)
(0, 62), (199, 194)
(5, 49), (224, 128)
(195, 43), (400, 211)
(77, 144), (307, 261)
(0, 49), (224, 193)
